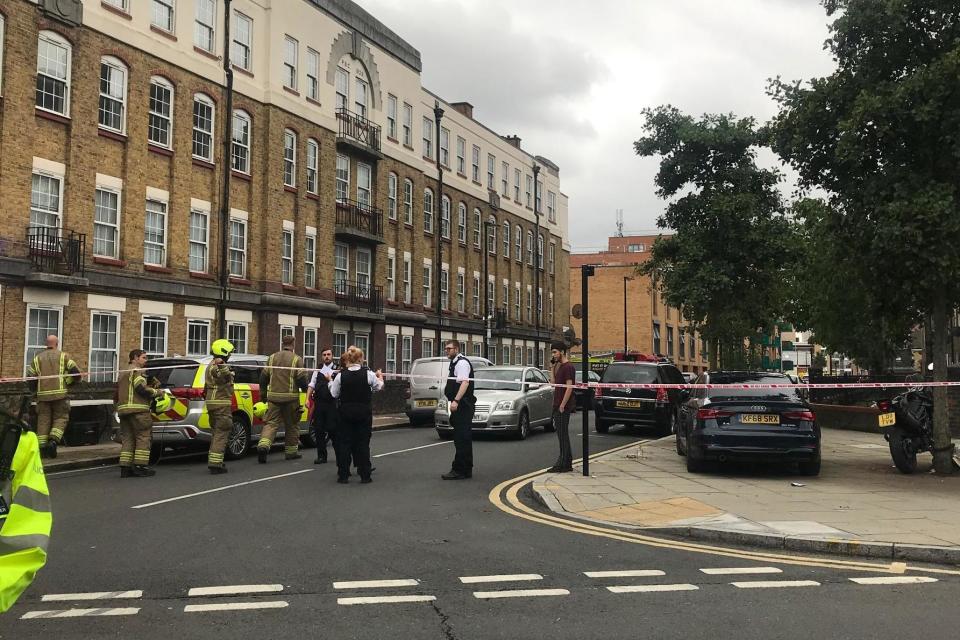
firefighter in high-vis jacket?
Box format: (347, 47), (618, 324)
(205, 339), (236, 474)
(0, 406), (51, 613)
(116, 349), (162, 477)
(27, 334), (82, 459)
(257, 335), (308, 463)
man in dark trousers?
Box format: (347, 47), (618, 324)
(442, 340), (475, 480)
(307, 348), (338, 465)
(548, 340), (576, 472)
(328, 346), (383, 484)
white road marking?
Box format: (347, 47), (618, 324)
(700, 567), (783, 575)
(337, 595), (436, 606)
(473, 588), (570, 599)
(850, 576), (939, 585)
(22, 607), (140, 619)
(459, 574), (543, 584)
(42, 590), (143, 602)
(185, 601), (289, 613)
(584, 570), (666, 578)
(187, 584), (284, 597)
(131, 470), (313, 509)
(333, 579), (419, 589)
(731, 580), (820, 589)
(372, 441), (452, 458)
(46, 465), (119, 478)
(607, 584), (699, 593)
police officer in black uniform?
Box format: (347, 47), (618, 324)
(328, 346), (383, 484)
(308, 348), (338, 465)
(442, 340), (476, 480)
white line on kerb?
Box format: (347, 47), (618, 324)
(731, 580), (820, 589)
(185, 601), (289, 613)
(700, 567), (783, 576)
(584, 570), (666, 578)
(41, 590), (143, 602)
(850, 576), (939, 585)
(459, 574), (543, 584)
(333, 579), (419, 589)
(473, 589), (570, 599)
(131, 470), (313, 509)
(21, 608), (140, 620)
(607, 584), (699, 594)
(372, 441), (453, 458)
(187, 584), (284, 597)
(337, 595), (436, 606)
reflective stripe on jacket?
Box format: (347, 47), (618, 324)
(204, 363), (235, 408)
(262, 350), (305, 403)
(116, 367), (156, 415)
(28, 350), (80, 402)
(0, 431), (51, 613)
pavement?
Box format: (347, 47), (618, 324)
(532, 427), (960, 564)
(41, 413), (413, 472)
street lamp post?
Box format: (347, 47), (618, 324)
(581, 264), (595, 477)
(623, 275), (633, 356)
(483, 217), (490, 360)
(216, 0), (235, 337)
(434, 100), (444, 356)
(533, 164), (541, 368)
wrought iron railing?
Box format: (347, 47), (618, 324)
(336, 107), (382, 153)
(335, 198), (384, 240)
(27, 226), (86, 276)
(334, 279), (384, 315)
(494, 308), (509, 330)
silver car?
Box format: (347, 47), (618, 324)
(406, 356), (492, 423)
(434, 366), (556, 440)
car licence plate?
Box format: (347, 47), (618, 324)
(415, 399), (437, 408)
(878, 412), (896, 428)
(741, 414), (780, 425)
(615, 400), (642, 408)
(472, 413), (488, 423)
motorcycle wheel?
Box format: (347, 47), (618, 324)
(888, 428), (919, 474)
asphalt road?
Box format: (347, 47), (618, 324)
(3, 415), (959, 639)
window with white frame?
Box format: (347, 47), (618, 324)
(194, 0), (216, 51)
(515, 225), (522, 262)
(502, 221), (509, 256)
(387, 173), (398, 220)
(281, 228), (294, 285)
(440, 127), (450, 167)
(549, 242), (556, 274)
(536, 180), (543, 213)
(142, 316), (168, 358)
(335, 67), (348, 110)
(473, 208), (482, 248)
(456, 271), (464, 312)
(385, 334), (397, 374)
(456, 137), (465, 174)
(354, 333), (369, 358)
(537, 288), (543, 320)
(487, 154), (495, 190)
(422, 116), (433, 159)
(403, 254), (412, 303)
(401, 336), (412, 374)
(187, 319), (210, 356)
(306, 49), (320, 101)
(25, 306), (62, 373)
(548, 191), (556, 223)
(471, 145), (480, 182)
(501, 161), (509, 195)
(440, 196), (451, 239)
(423, 188), (434, 233)
(283, 129), (297, 187)
(229, 218), (246, 277)
(36, 31), (71, 116)
(31, 172), (62, 231)
(525, 174), (533, 207)
(422, 264), (432, 308)
(306, 138), (318, 194)
(333, 332), (347, 358)
(512, 168), (520, 202)
(514, 283), (521, 320)
(98, 57), (127, 133)
(457, 202), (467, 243)
(526, 288), (532, 323)
(192, 94), (215, 161)
(334, 243), (348, 286)
(502, 282), (508, 311)
(487, 278), (495, 314)
(537, 234), (544, 270)
(304, 233), (316, 288)
(549, 292), (554, 324)
(280, 325), (295, 346)
(527, 346), (534, 366)
(516, 346), (523, 365)
(231, 11), (252, 70)
(459, 340), (467, 354)
(335, 154), (349, 202)
(227, 322), (248, 354)
(387, 251), (396, 301)
(144, 198), (167, 266)
(148, 77), (174, 148)
(403, 179), (413, 224)
(103, 0), (128, 10)
(440, 268), (449, 310)
(283, 36), (298, 90)
(89, 311), (119, 382)
(473, 275), (480, 315)
(387, 94), (397, 139)
(152, 0), (175, 32)
(402, 102), (412, 146)
(502, 345), (510, 365)
(94, 186), (121, 259)
(356, 248), (371, 289)
(354, 77), (367, 117)
(189, 209), (208, 273)
(357, 163), (371, 206)
(303, 328), (317, 370)
(526, 230), (534, 265)
(422, 338), (434, 359)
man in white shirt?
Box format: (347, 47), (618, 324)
(307, 348), (338, 464)
(442, 341), (476, 480)
(328, 346), (384, 484)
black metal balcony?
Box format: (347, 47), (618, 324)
(335, 279), (384, 316)
(336, 107), (382, 158)
(494, 307), (509, 330)
(335, 199), (384, 244)
(27, 226), (86, 277)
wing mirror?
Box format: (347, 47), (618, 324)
(526, 383), (542, 392)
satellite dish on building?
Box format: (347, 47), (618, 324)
(571, 304), (583, 319)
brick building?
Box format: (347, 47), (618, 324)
(0, 0), (570, 379)
(569, 234), (709, 373)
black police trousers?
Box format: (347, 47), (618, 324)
(336, 403), (372, 480)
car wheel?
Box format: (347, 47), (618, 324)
(225, 415), (250, 460)
(595, 419), (610, 434)
(149, 443), (163, 465)
(543, 413), (557, 433)
(436, 429), (453, 440)
(657, 411), (677, 437)
(798, 451), (821, 476)
(686, 452), (705, 473)
(516, 410), (530, 440)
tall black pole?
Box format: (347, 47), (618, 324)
(216, 0), (235, 337)
(483, 218), (490, 360)
(581, 264), (594, 476)
(623, 276), (628, 356)
(533, 164), (541, 368)
(434, 101), (444, 356)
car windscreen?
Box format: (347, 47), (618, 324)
(145, 361), (199, 388)
(411, 361), (445, 386)
(601, 365), (658, 384)
(706, 374), (802, 401)
(474, 370), (523, 391)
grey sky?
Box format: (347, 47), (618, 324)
(358, 0), (837, 251)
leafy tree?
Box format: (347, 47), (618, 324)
(634, 107), (799, 369)
(769, 0), (960, 473)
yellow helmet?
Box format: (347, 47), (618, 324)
(211, 339), (235, 358)
(151, 394), (173, 415)
(252, 402), (268, 419)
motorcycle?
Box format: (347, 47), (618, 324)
(876, 386), (934, 474)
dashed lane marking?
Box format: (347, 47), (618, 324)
(584, 570), (666, 578)
(700, 567), (783, 576)
(41, 590), (143, 602)
(459, 574), (543, 584)
(850, 576), (939, 586)
(333, 579), (419, 589)
(187, 584), (284, 597)
(731, 580), (820, 589)
(607, 584), (699, 594)
(472, 589), (570, 599)
(22, 608), (141, 619)
(337, 595), (437, 606)
(132, 470), (313, 509)
(184, 601), (289, 613)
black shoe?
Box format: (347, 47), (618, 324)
(547, 465), (573, 473)
(315, 455), (327, 464)
(442, 471), (469, 480)
(209, 465), (228, 474)
(285, 452), (302, 460)
(258, 449), (268, 464)
(120, 467), (132, 478)
(370, 466), (377, 473)
(360, 477), (372, 484)
(130, 465), (156, 477)
(47, 441), (58, 459)
(337, 477), (349, 484)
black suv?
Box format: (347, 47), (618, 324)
(593, 362), (685, 435)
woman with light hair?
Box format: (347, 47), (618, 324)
(328, 346), (384, 484)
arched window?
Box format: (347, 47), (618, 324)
(387, 173), (398, 220)
(148, 76), (174, 148)
(526, 230), (534, 265)
(36, 31), (72, 116)
(192, 93), (215, 161)
(487, 215), (497, 254)
(403, 179), (413, 224)
(423, 188), (434, 233)
(515, 225), (523, 262)
(473, 208), (482, 248)
(502, 221), (510, 256)
(440, 196), (451, 239)
(283, 129), (297, 187)
(457, 202), (467, 243)
(231, 110), (252, 173)
(306, 139), (319, 193)
(98, 56), (127, 133)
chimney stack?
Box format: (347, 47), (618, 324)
(450, 102), (474, 119)
(502, 135), (522, 149)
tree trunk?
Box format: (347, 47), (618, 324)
(930, 302), (955, 474)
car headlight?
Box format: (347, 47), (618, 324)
(494, 400), (515, 411)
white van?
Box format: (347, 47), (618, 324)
(406, 356), (492, 423)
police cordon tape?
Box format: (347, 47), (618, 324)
(0, 361), (951, 391)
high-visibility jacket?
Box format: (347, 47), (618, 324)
(260, 349), (307, 403)
(0, 431), (51, 613)
(116, 367), (157, 416)
(28, 349), (80, 402)
(204, 362), (235, 408)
